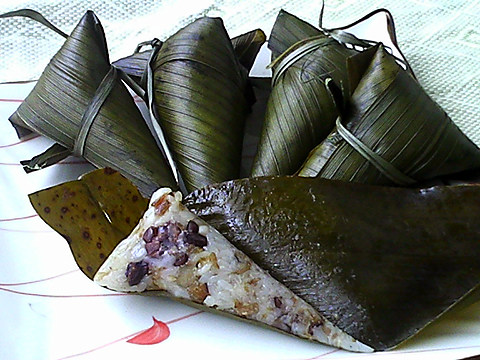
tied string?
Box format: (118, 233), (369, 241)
(21, 62), (118, 170)
(0, 9), (68, 38)
(269, 36), (337, 86)
(335, 117), (417, 186)
(73, 66), (118, 157)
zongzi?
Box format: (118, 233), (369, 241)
(250, 11), (368, 177)
(7, 10), (176, 196)
(94, 187), (372, 352)
(298, 45), (480, 184)
(149, 17), (255, 192)
(185, 175), (480, 350)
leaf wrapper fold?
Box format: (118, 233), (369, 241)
(185, 176), (480, 350)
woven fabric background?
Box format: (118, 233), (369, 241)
(0, 0), (479, 144)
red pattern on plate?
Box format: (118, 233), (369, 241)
(127, 317), (171, 345)
(0, 98), (23, 103)
(0, 214), (38, 222)
(0, 133), (40, 148)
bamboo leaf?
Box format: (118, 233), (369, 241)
(150, 17), (252, 192)
(7, 11), (177, 196)
(298, 46), (480, 183)
(185, 175), (480, 350)
(20, 143), (71, 173)
(268, 10), (322, 60)
(230, 28), (266, 71)
(29, 168), (148, 279)
(251, 33), (363, 177)
(112, 50), (151, 83)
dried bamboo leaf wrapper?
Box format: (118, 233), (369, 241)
(112, 50), (151, 80)
(185, 176), (480, 350)
(268, 10), (322, 60)
(230, 29), (266, 71)
(152, 17), (250, 192)
(298, 45), (480, 183)
(251, 35), (362, 177)
(9, 11), (176, 196)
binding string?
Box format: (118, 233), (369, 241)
(270, 36), (336, 86)
(335, 117), (416, 185)
(0, 9), (68, 38)
(73, 66), (118, 157)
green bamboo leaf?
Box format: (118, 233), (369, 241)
(112, 50), (151, 83)
(185, 175), (480, 350)
(298, 46), (480, 183)
(20, 143), (71, 173)
(113, 29), (266, 89)
(268, 10), (322, 60)
(7, 11), (176, 196)
(230, 28), (267, 71)
(29, 168), (148, 279)
(251, 33), (362, 177)
(150, 17), (252, 192)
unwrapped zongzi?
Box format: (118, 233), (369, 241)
(185, 175), (480, 350)
(94, 187), (373, 352)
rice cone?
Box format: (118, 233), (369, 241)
(150, 17), (252, 192)
(298, 45), (480, 184)
(9, 11), (176, 196)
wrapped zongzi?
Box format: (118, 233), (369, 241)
(7, 11), (176, 196)
(251, 11), (368, 177)
(148, 17), (255, 193)
(298, 45), (480, 184)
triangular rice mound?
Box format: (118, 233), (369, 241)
(95, 188), (372, 352)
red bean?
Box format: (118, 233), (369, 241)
(187, 220), (199, 233)
(174, 253), (189, 266)
(125, 261), (149, 286)
(186, 232), (208, 247)
(143, 226), (158, 242)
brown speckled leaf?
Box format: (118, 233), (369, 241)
(29, 168), (148, 279)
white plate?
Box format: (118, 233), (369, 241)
(1, 10), (480, 360)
